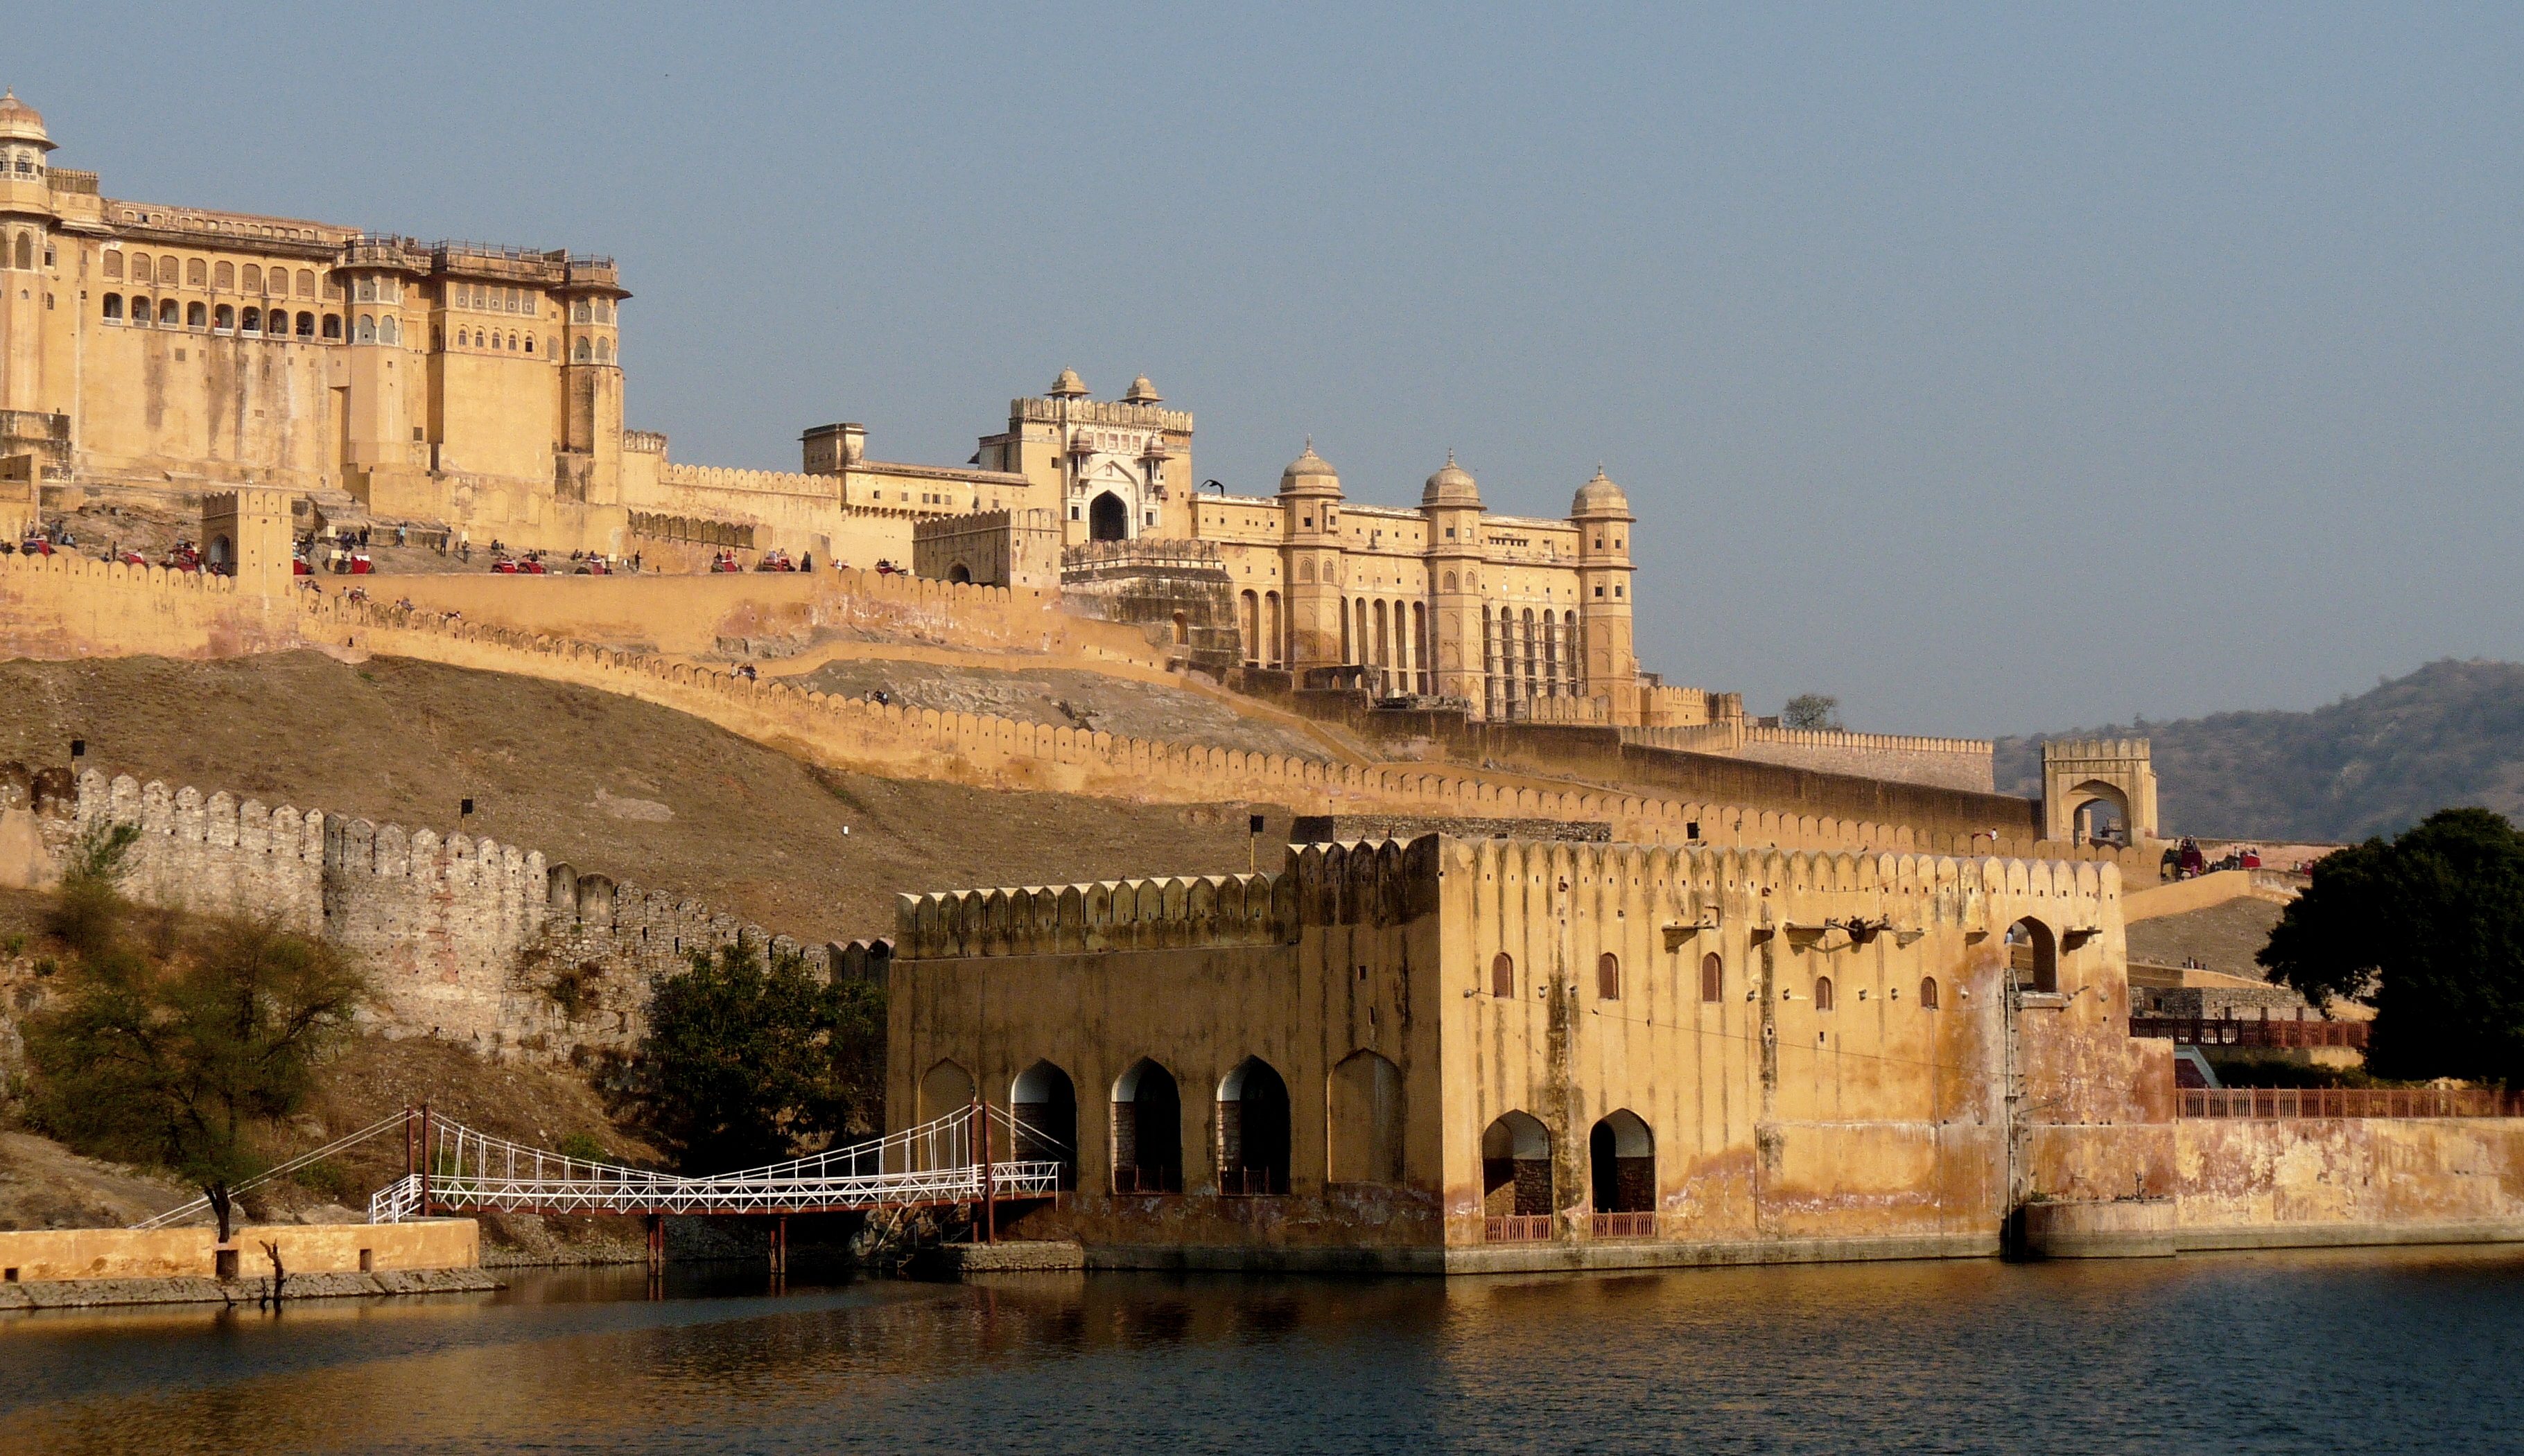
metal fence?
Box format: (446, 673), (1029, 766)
(2178, 1088), (2524, 1119)
(1483, 1215), (1553, 1243)
(2132, 1016), (2369, 1049)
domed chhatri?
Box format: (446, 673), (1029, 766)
(1123, 374), (1162, 405)
(1047, 367), (1089, 398)
(1572, 464), (1630, 518)
(1421, 450), (1481, 508)
(0, 89), (52, 148)
(1278, 438), (1341, 495)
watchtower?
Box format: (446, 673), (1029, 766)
(2042, 738), (2159, 846)
(201, 488), (296, 596)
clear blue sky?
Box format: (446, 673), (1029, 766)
(15, 3), (2523, 735)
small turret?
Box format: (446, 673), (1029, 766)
(1048, 367), (1089, 399)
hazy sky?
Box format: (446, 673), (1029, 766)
(15, 4), (2523, 735)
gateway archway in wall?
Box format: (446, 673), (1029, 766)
(1088, 491), (1129, 541)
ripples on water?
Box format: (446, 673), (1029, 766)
(5, 1248), (2521, 1454)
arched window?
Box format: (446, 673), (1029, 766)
(523, 335), (534, 354)
(243, 264), (262, 292)
(296, 311), (314, 338)
(1011, 1060), (1079, 1190)
(431, 328), (444, 351)
(214, 304), (234, 331)
(1481, 1111), (1552, 1220)
(1443, 570), (1457, 591)
(1217, 1058), (1291, 1195)
(130, 296), (153, 326)
(595, 337), (612, 363)
(595, 299), (613, 322)
(573, 338), (590, 362)
(1920, 976), (1940, 1010)
(507, 331), (519, 351)
(380, 316), (399, 346)
(297, 269), (316, 298)
(186, 301), (206, 328)
(914, 1059), (975, 1172)
(571, 299), (591, 324)
(1328, 1049), (1405, 1186)
(243, 307), (262, 333)
(130, 253), (153, 284)
(1700, 952), (1723, 1003)
(2006, 918), (2060, 994)
(160, 299), (180, 326)
(1596, 951), (1621, 1000)
(1491, 951), (1515, 998)
(354, 277), (375, 302)
(102, 251), (123, 281)
(186, 257), (207, 286)
(101, 293), (123, 320)
(321, 313), (340, 340)
(1297, 559), (1314, 584)
(356, 314), (376, 343)
(1171, 611), (1188, 645)
(214, 261), (234, 288)
(1111, 1059), (1183, 1195)
(1814, 976), (1836, 1012)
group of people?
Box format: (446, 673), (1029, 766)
(2161, 837), (2265, 881)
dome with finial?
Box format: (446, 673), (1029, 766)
(1422, 450), (1481, 508)
(0, 91), (53, 149)
(1123, 374), (1161, 405)
(1278, 439), (1342, 496)
(1572, 464), (1630, 518)
(1047, 367), (1088, 398)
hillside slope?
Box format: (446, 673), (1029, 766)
(1996, 658), (2524, 841)
(0, 653), (1296, 943)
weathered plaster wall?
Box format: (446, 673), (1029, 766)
(0, 1219), (477, 1282)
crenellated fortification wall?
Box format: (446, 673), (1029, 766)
(1731, 724), (1996, 793)
(0, 550), (299, 660)
(42, 769), (860, 1062)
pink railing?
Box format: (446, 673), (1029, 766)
(1590, 1212), (1656, 1239)
(1483, 1215), (1553, 1243)
(2179, 1088), (2524, 1119)
(2132, 1017), (2368, 1049)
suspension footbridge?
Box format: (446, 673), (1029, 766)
(134, 1103), (1065, 1263)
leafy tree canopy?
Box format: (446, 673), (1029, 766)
(26, 827), (370, 1241)
(1781, 694), (1843, 731)
(2258, 807), (2524, 1085)
(633, 943), (885, 1173)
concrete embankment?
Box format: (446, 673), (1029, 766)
(0, 1267), (502, 1310)
(0, 1218), (489, 1309)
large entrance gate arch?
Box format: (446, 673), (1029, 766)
(2042, 738), (2159, 844)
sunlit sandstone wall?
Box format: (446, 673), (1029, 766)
(1730, 726), (1996, 794)
(0, 550), (298, 659)
(887, 837), (2151, 1269)
(47, 770), (821, 1060)
(0, 1220), (478, 1282)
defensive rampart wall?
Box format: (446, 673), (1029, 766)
(39, 769), (855, 1061)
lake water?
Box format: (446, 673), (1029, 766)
(6, 1249), (2521, 1454)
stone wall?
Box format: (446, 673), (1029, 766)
(1731, 726), (1996, 793)
(45, 769), (854, 1062)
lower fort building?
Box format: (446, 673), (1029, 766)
(891, 835), (2524, 1271)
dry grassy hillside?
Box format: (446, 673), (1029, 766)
(0, 653), (1298, 943)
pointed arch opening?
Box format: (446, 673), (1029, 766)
(1088, 491), (1129, 541)
(1481, 1110), (1553, 1222)
(2007, 917), (2060, 995)
(1589, 1109), (1655, 1234)
(1217, 1057), (1291, 1195)
(1011, 1060), (1078, 1190)
(1111, 1058), (1182, 1194)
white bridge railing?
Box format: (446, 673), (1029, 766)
(367, 1103), (1063, 1223)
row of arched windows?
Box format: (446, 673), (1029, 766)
(921, 1046), (1407, 1196)
(442, 327), (537, 353)
(1484, 605), (1581, 717)
(1486, 949), (1942, 1012)
(1238, 588), (1284, 669)
(98, 293), (342, 340)
(568, 297), (614, 324)
(1340, 594), (1429, 695)
(101, 253), (329, 299)
(1483, 1108), (1655, 1227)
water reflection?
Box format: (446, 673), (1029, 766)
(6, 1248), (2521, 1454)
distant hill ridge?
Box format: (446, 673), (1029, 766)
(1994, 659), (2524, 842)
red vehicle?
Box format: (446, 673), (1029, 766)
(575, 558), (612, 575)
(117, 549), (148, 567)
(293, 556), (313, 576)
(349, 553), (373, 575)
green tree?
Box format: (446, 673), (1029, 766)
(1782, 694), (1843, 731)
(2258, 807), (2524, 1085)
(634, 942), (887, 1173)
(26, 834), (369, 1242)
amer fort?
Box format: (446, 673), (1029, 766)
(1, 87), (2519, 1283)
